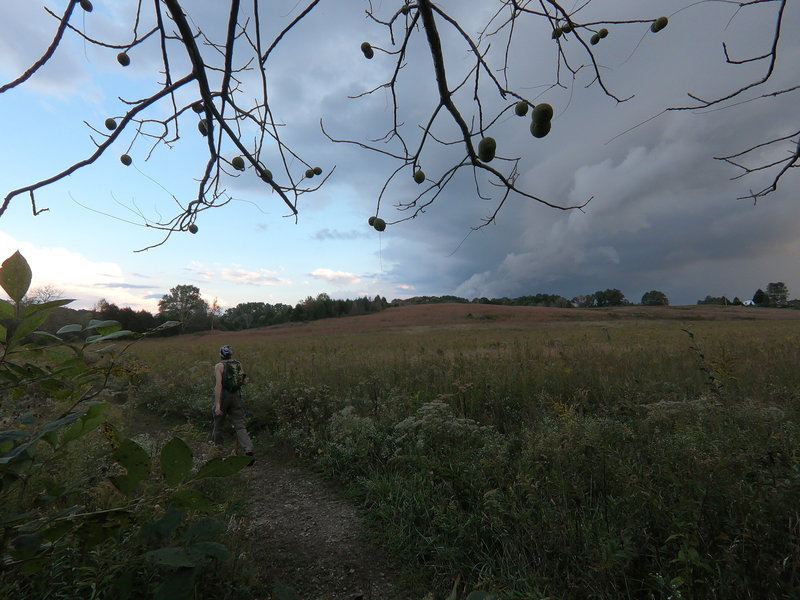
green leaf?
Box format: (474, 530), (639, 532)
(154, 567), (196, 600)
(466, 593), (497, 600)
(0, 251), (32, 303)
(144, 547), (196, 568)
(42, 521), (75, 542)
(180, 517), (224, 543)
(56, 324), (84, 335)
(87, 319), (122, 335)
(32, 331), (63, 342)
(169, 488), (214, 512)
(150, 506), (183, 542)
(0, 299), (13, 318)
(61, 402), (108, 445)
(110, 439), (151, 494)
(8, 311), (49, 347)
(0, 430), (29, 444)
(189, 541), (229, 561)
(22, 298), (74, 318)
(160, 437), (193, 485)
(86, 329), (134, 344)
(192, 455), (251, 480)
(10, 532), (43, 560)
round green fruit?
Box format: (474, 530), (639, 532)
(478, 137), (497, 162)
(400, 5), (409, 15)
(120, 154), (132, 166)
(80, 0), (93, 12)
(260, 169), (273, 183)
(373, 218), (386, 232)
(561, 23), (572, 33)
(368, 216), (377, 226)
(532, 103), (553, 124)
(231, 156), (245, 171)
(599, 28), (609, 38)
(188, 224), (198, 234)
(413, 170), (425, 184)
(198, 119), (208, 136)
(650, 16), (668, 33)
(117, 52), (130, 67)
(361, 42), (374, 59)
(551, 28), (563, 39)
(192, 101), (204, 113)
(305, 168), (315, 178)
(530, 120), (551, 139)
(590, 33), (600, 46)
(104, 118), (117, 131)
(313, 166), (322, 176)
(514, 101), (529, 117)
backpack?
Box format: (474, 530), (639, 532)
(221, 360), (246, 393)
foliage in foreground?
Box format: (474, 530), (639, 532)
(136, 317), (800, 599)
(0, 252), (251, 599)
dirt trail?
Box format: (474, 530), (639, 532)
(237, 449), (416, 600)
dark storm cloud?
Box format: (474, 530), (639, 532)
(360, 1), (800, 305)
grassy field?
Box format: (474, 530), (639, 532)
(131, 304), (800, 599)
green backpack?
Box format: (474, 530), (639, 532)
(221, 360), (246, 392)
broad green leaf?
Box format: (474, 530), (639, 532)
(144, 547), (196, 568)
(86, 329), (134, 344)
(8, 311), (49, 347)
(56, 324), (84, 335)
(0, 251), (32, 303)
(40, 412), (84, 435)
(180, 517), (224, 543)
(0, 299), (13, 318)
(10, 532), (43, 560)
(22, 298), (74, 318)
(1, 511), (38, 526)
(466, 593), (497, 600)
(149, 506), (183, 542)
(32, 331), (63, 342)
(169, 488), (214, 512)
(0, 430), (29, 444)
(192, 455), (251, 480)
(61, 403), (108, 445)
(42, 521), (75, 542)
(189, 541), (229, 561)
(153, 567), (196, 600)
(87, 319), (122, 335)
(19, 557), (49, 574)
(160, 438), (193, 485)
(110, 439), (151, 494)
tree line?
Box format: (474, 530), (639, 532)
(23, 281), (797, 337)
(697, 282), (797, 308)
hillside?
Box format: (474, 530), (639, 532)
(180, 303), (800, 342)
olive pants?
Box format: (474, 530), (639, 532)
(211, 389), (253, 454)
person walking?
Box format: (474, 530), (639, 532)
(212, 345), (254, 464)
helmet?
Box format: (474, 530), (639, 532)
(219, 345), (233, 359)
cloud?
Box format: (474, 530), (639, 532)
(0, 233), (157, 310)
(309, 268), (362, 286)
(313, 228), (368, 241)
(219, 268), (291, 286)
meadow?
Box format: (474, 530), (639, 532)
(130, 304), (800, 599)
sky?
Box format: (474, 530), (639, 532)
(1, 0), (798, 313)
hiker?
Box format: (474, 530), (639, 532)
(212, 345), (254, 462)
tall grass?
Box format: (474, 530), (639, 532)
(133, 318), (800, 598)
